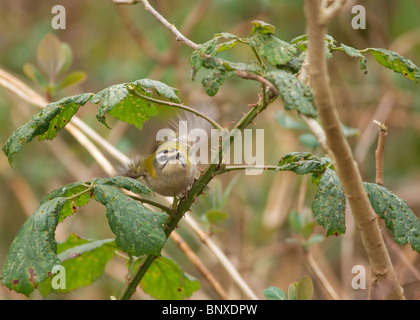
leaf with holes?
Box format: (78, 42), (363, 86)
(92, 79), (180, 130)
(364, 183), (420, 252)
(41, 181), (93, 222)
(249, 32), (297, 66)
(266, 70), (317, 118)
(368, 48), (420, 81)
(201, 70), (234, 96)
(141, 257), (200, 300)
(38, 234), (117, 296)
(2, 93), (92, 164)
(312, 169), (346, 236)
(277, 152), (331, 175)
(95, 176), (152, 196)
(341, 44), (368, 72)
(1, 197), (66, 296)
(94, 184), (167, 256)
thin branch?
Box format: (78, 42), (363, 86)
(373, 120), (388, 186)
(234, 70), (279, 96)
(320, 0), (347, 24)
(139, 0), (199, 50)
(130, 89), (223, 130)
(304, 0), (404, 300)
(170, 231), (230, 300)
(215, 165), (279, 175)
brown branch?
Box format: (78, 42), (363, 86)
(139, 0), (199, 50)
(170, 231), (230, 300)
(373, 120), (388, 186)
(320, 0), (347, 24)
(304, 0), (404, 300)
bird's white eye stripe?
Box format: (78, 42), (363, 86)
(156, 148), (187, 165)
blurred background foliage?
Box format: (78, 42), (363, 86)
(0, 0), (419, 300)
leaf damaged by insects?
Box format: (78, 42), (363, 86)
(312, 169), (346, 237)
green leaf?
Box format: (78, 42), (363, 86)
(249, 33), (297, 66)
(190, 38), (218, 79)
(94, 184), (168, 256)
(312, 169), (346, 236)
(23, 63), (47, 86)
(58, 42), (73, 75)
(201, 70), (234, 96)
(141, 257), (200, 300)
(36, 33), (67, 81)
(288, 282), (297, 300)
(41, 181), (93, 222)
(299, 133), (320, 148)
(263, 286), (287, 300)
(289, 210), (302, 234)
(341, 44), (368, 72)
(2, 93), (92, 164)
(368, 48), (420, 81)
(205, 210), (229, 225)
(306, 234), (324, 247)
(364, 183), (420, 252)
(250, 20), (276, 35)
(38, 234), (117, 295)
(277, 152), (331, 175)
(95, 176), (152, 196)
(274, 111), (307, 130)
(341, 123), (360, 137)
(296, 275), (314, 300)
(92, 79), (179, 130)
(215, 39), (238, 52)
(266, 70), (317, 118)
(1, 197), (66, 296)
(56, 71), (87, 90)
(291, 34), (337, 59)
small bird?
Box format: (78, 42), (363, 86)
(126, 139), (197, 197)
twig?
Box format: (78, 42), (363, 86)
(373, 120), (388, 186)
(170, 231), (230, 300)
(234, 71), (279, 96)
(304, 0), (404, 300)
(320, 0), (347, 24)
(130, 89), (223, 130)
(215, 165), (279, 175)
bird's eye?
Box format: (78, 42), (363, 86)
(163, 149), (169, 154)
